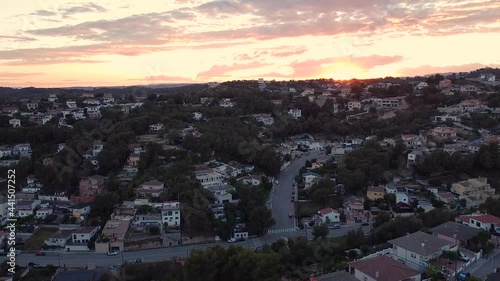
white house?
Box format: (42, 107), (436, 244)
(389, 231), (453, 270)
(9, 119), (21, 128)
(44, 230), (72, 248)
(48, 94), (58, 102)
(317, 208), (340, 223)
(66, 100), (77, 109)
(288, 108), (302, 119)
(35, 208), (53, 219)
(193, 112), (203, 121)
(26, 102), (38, 110)
(71, 226), (99, 244)
(196, 170), (225, 188)
(456, 213), (500, 233)
(207, 185), (235, 204)
(239, 175), (261, 186)
(219, 99), (234, 107)
(395, 192), (409, 204)
(162, 201), (181, 227)
(149, 123), (165, 132)
(347, 101), (362, 111)
(303, 172), (321, 184)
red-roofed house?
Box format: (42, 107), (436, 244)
(456, 213), (500, 233)
(348, 255), (421, 281)
(317, 208), (340, 223)
(435, 192), (457, 204)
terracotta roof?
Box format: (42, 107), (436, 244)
(318, 208), (337, 215)
(458, 214), (500, 225)
(436, 192), (456, 199)
(349, 255), (419, 281)
(368, 185), (386, 193)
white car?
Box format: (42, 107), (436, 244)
(227, 238), (236, 243)
(275, 180), (279, 185)
(107, 251), (118, 256)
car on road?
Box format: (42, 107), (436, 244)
(290, 197), (294, 202)
(107, 251), (118, 256)
(108, 265), (119, 270)
(35, 251), (46, 256)
(228, 238), (245, 243)
(28, 262), (40, 267)
(124, 258), (143, 265)
(458, 252), (469, 262)
(292, 180), (296, 186)
(275, 180), (279, 185)
(361, 222), (369, 226)
(288, 213), (293, 218)
(291, 190), (295, 195)
(329, 224), (340, 229)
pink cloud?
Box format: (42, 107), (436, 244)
(197, 61), (269, 78)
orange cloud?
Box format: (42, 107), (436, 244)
(397, 63), (500, 77)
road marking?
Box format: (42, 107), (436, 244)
(267, 228), (296, 234)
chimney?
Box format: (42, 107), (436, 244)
(375, 271), (379, 279)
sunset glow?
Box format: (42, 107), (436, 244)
(0, 0), (499, 87)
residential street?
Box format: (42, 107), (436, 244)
(6, 224), (369, 268)
(267, 150), (322, 232)
(468, 249), (500, 280)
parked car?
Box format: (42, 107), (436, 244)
(228, 238), (237, 243)
(329, 224), (340, 229)
(288, 213), (293, 218)
(292, 190), (295, 195)
(459, 252), (470, 262)
(28, 262), (40, 267)
(107, 251), (118, 256)
(290, 197), (294, 202)
(275, 180), (279, 185)
(361, 222), (369, 226)
(35, 251), (46, 256)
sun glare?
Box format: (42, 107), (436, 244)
(322, 63), (367, 80)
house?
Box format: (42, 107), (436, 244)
(451, 177), (495, 207)
(83, 99), (100, 105)
(460, 85), (478, 93)
(70, 226), (99, 244)
(344, 196), (365, 212)
(303, 172), (321, 185)
(101, 220), (131, 251)
(149, 123), (164, 132)
(480, 74), (495, 82)
(459, 99), (481, 112)
(12, 143), (32, 158)
(395, 192), (409, 204)
(415, 82), (428, 90)
(9, 118), (21, 128)
(347, 101), (362, 112)
(348, 255), (421, 281)
(239, 175), (261, 186)
(288, 108), (302, 119)
(79, 175), (106, 196)
(456, 213), (500, 233)
(0, 146), (12, 159)
(219, 98), (234, 107)
(48, 94), (58, 102)
(136, 181), (165, 198)
(367, 185), (386, 200)
(207, 185), (235, 204)
(15, 200), (40, 217)
(35, 208), (53, 219)
(407, 150), (424, 167)
(193, 112), (203, 121)
(317, 208), (340, 223)
(401, 133), (427, 148)
(111, 205), (137, 221)
(52, 269), (104, 281)
(434, 192), (456, 204)
(44, 230), (72, 248)
(429, 127), (458, 139)
(253, 114), (274, 125)
(389, 231), (453, 270)
(433, 115), (460, 123)
(66, 100), (77, 109)
(232, 224), (248, 240)
(102, 93), (115, 103)
(430, 221), (482, 247)
(438, 79), (452, 88)
(195, 169), (224, 188)
(26, 102), (38, 111)
(162, 202), (181, 227)
(70, 203), (91, 219)
(372, 96), (407, 110)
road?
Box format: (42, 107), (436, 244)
(268, 150), (322, 232)
(468, 249), (500, 280)
(6, 224), (369, 268)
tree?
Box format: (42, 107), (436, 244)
(312, 224), (329, 239)
(248, 206), (275, 235)
(373, 211), (391, 228)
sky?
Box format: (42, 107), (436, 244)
(0, 0), (499, 87)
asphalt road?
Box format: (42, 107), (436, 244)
(7, 224), (369, 268)
(469, 249), (500, 279)
(268, 150), (322, 230)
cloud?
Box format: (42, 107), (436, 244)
(289, 55), (404, 77)
(0, 35), (37, 42)
(397, 63), (500, 77)
(29, 2), (108, 18)
(197, 62), (269, 78)
(2, 58), (107, 66)
(132, 75), (196, 83)
(0, 72), (44, 78)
